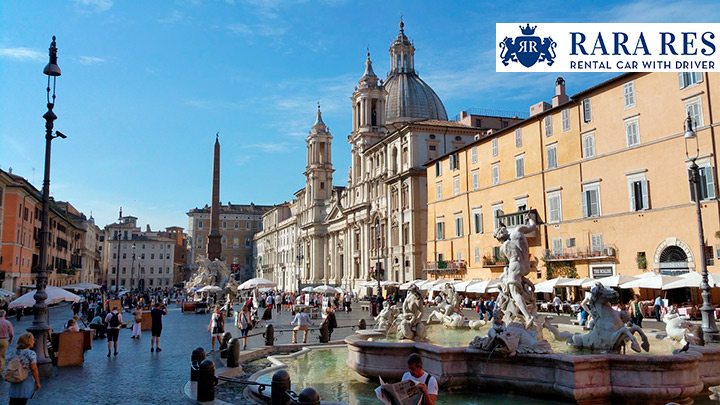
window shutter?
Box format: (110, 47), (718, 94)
(478, 212), (483, 233)
(582, 191), (589, 217)
(694, 72), (703, 84)
(689, 169), (697, 202)
(679, 72), (686, 89)
(641, 180), (649, 209)
(706, 167), (716, 199)
(628, 180), (636, 211)
(583, 99), (592, 122)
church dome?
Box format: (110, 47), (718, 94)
(384, 73), (447, 123)
(384, 21), (448, 123)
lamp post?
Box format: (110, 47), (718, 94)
(684, 112), (720, 344)
(130, 242), (136, 291)
(28, 36), (63, 378)
(296, 242), (303, 293)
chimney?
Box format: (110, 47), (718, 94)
(552, 77), (568, 107)
(146, 224), (151, 232)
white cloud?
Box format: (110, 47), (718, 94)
(242, 143), (293, 153)
(158, 11), (184, 24)
(0, 47), (45, 62)
(78, 56), (105, 65)
(73, 0), (113, 13)
(598, 0), (720, 23)
(226, 23), (287, 39)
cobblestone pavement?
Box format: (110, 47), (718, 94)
(0, 302), (675, 404)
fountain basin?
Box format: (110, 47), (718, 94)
(346, 335), (720, 404)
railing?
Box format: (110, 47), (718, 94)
(423, 260), (467, 274)
(452, 108), (529, 121)
(482, 256), (508, 268)
(544, 245), (618, 261)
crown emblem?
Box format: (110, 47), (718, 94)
(520, 24), (537, 35)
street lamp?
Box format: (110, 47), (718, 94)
(28, 35), (63, 378)
(130, 242), (136, 291)
(684, 112), (720, 344)
(296, 242), (303, 293)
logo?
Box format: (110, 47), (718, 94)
(499, 24), (556, 68)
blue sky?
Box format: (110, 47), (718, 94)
(1, 0), (718, 230)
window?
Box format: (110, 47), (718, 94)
(474, 247), (481, 263)
(492, 205), (504, 231)
(453, 177), (460, 196)
(435, 220), (445, 240)
(583, 132), (595, 158)
(449, 153), (459, 170)
(515, 128), (522, 148)
(552, 238), (563, 256)
(491, 138), (498, 157)
(581, 98), (592, 123)
(246, 221), (250, 230)
(547, 192), (562, 223)
(685, 97), (704, 128)
(151, 254), (155, 259)
(436, 182), (442, 201)
(198, 220), (203, 229)
(546, 144), (557, 169)
(122, 253), (126, 259)
(591, 234), (603, 253)
(689, 165), (716, 201)
(678, 72), (703, 89)
(435, 161), (442, 177)
(222, 221), (227, 229)
(561, 108), (571, 132)
(454, 214), (463, 237)
(456, 252), (462, 261)
(515, 155), (524, 178)
(625, 118), (640, 147)
(471, 170), (479, 190)
(623, 81), (636, 108)
(234, 221), (239, 229)
(544, 116), (553, 137)
(582, 184), (601, 218)
(472, 209), (482, 234)
(471, 146), (478, 164)
(491, 164), (500, 185)
(627, 175), (649, 211)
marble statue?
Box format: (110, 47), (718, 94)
(469, 309), (552, 356)
(544, 283), (650, 353)
(395, 285), (427, 341)
(468, 319), (487, 330)
(663, 311), (701, 346)
(427, 282), (466, 328)
(375, 301), (398, 333)
(493, 216), (539, 330)
(186, 255), (232, 293)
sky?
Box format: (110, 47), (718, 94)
(1, 0), (719, 231)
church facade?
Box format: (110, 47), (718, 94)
(255, 23), (522, 293)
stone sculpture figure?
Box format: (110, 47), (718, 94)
(493, 215), (538, 330)
(395, 285), (427, 341)
(375, 301), (398, 333)
(427, 282), (465, 328)
(186, 255), (232, 293)
(469, 309), (552, 356)
(663, 310), (701, 346)
(544, 283), (650, 353)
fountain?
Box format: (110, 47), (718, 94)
(186, 255), (241, 295)
(345, 216), (720, 403)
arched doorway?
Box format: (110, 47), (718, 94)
(659, 245), (692, 304)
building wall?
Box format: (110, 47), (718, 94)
(426, 72), (720, 297)
(0, 185), (38, 291)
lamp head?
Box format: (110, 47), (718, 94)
(684, 112), (697, 140)
(43, 36), (61, 77)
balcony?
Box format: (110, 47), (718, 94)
(423, 260), (467, 275)
(497, 209), (538, 238)
(544, 245), (618, 262)
(482, 256), (508, 268)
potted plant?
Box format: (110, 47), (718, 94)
(636, 253), (647, 269)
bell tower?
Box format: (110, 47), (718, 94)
(305, 104), (334, 221)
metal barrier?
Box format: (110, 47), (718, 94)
(190, 347), (206, 382)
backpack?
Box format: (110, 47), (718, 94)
(5, 351), (28, 383)
(109, 312), (121, 328)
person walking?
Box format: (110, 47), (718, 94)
(131, 305), (143, 340)
(208, 306), (225, 353)
(553, 295), (562, 316)
(291, 307), (313, 344)
(321, 307), (338, 341)
(7, 333), (40, 404)
(150, 302), (167, 353)
(654, 295), (665, 322)
(104, 306), (123, 357)
(237, 305), (253, 350)
(0, 310), (14, 374)
(629, 294), (644, 327)
(401, 353), (438, 405)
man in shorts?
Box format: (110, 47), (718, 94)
(150, 302), (167, 353)
(105, 306), (123, 357)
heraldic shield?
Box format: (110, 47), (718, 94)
(515, 35), (542, 67)
(499, 24), (556, 68)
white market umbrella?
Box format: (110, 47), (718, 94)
(64, 282), (101, 291)
(313, 285), (342, 294)
(359, 280), (380, 288)
(581, 275), (637, 289)
(9, 287), (80, 309)
(620, 274), (683, 289)
(198, 285), (224, 293)
(301, 286), (315, 293)
(398, 279), (424, 290)
(534, 277), (575, 293)
(419, 280), (444, 291)
(663, 272), (720, 290)
(556, 277), (591, 287)
(431, 280), (461, 292)
(466, 279), (501, 294)
(238, 277), (277, 290)
(0, 289), (15, 298)
(454, 279), (483, 293)
(380, 280), (400, 287)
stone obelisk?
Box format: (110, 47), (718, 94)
(206, 133), (222, 261)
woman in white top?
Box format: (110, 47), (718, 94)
(237, 305), (253, 350)
(207, 306), (225, 353)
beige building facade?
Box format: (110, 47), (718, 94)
(426, 72), (720, 302)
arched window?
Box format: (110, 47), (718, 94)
(659, 245), (689, 274)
